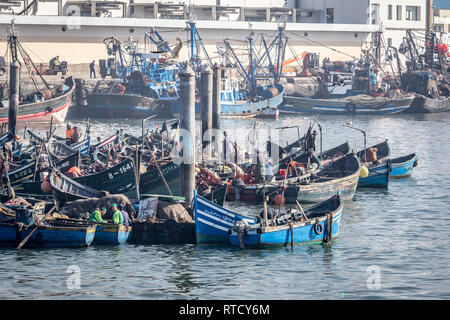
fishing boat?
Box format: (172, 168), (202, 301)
(279, 92), (415, 115)
(357, 162), (390, 189)
(49, 171), (100, 204)
(18, 222), (96, 248)
(229, 194), (342, 248)
(46, 138), (90, 163)
(52, 218), (132, 245)
(228, 153), (360, 204)
(0, 219), (18, 246)
(72, 157), (139, 200)
(194, 192), (257, 244)
(92, 223), (132, 245)
(390, 153), (418, 178)
(0, 77), (74, 124)
(139, 160), (180, 195)
(2, 160), (36, 187)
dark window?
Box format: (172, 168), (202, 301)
(406, 6), (420, 21)
(387, 38), (392, 47)
(397, 5), (402, 20)
(326, 8), (334, 23)
(388, 5), (392, 20)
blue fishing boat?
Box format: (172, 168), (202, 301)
(170, 81), (284, 119)
(229, 195), (342, 248)
(280, 93), (415, 115)
(92, 224), (132, 245)
(18, 223), (96, 248)
(0, 220), (18, 246)
(390, 153), (418, 178)
(358, 162), (390, 189)
(194, 192), (256, 244)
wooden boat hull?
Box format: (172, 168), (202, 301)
(194, 193), (256, 244)
(85, 93), (173, 118)
(0, 220), (18, 246)
(170, 84), (284, 118)
(92, 224), (132, 245)
(402, 95), (450, 113)
(73, 157), (139, 200)
(3, 160), (36, 188)
(139, 161), (181, 196)
(229, 154), (360, 204)
(18, 224), (96, 248)
(280, 94), (414, 115)
(229, 203), (342, 247)
(390, 153), (418, 178)
(358, 163), (390, 189)
(0, 77), (74, 124)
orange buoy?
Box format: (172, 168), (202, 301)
(68, 166), (81, 175)
(274, 194), (285, 206)
(41, 180), (52, 193)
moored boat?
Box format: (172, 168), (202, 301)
(229, 194), (342, 248)
(279, 92), (415, 115)
(194, 192), (256, 244)
(92, 223), (132, 245)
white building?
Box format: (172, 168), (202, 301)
(0, 0), (431, 68)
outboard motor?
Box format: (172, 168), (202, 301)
(233, 220), (249, 249)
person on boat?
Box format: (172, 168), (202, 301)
(89, 60), (96, 79)
(112, 204), (124, 225)
(66, 123), (74, 146)
(89, 207), (106, 223)
(118, 203), (132, 227)
(264, 160), (274, 182)
(70, 126), (80, 144)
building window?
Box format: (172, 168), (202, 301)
(434, 25), (444, 33)
(388, 5), (392, 20)
(326, 8), (334, 23)
(371, 4), (379, 25)
(396, 5), (402, 20)
(387, 38), (392, 47)
(406, 6), (420, 21)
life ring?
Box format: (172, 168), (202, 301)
(314, 221), (323, 235)
(345, 102), (357, 113)
(24, 57), (30, 65)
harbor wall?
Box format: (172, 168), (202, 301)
(0, 15), (376, 66)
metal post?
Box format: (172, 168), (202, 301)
(8, 61), (20, 133)
(179, 65), (196, 210)
(212, 62), (221, 131)
(201, 67), (213, 152)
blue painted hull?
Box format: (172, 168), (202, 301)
(171, 85), (284, 118)
(92, 224), (132, 245)
(0, 221), (18, 246)
(390, 153), (418, 178)
(18, 224), (96, 248)
(71, 137), (90, 156)
(358, 163), (390, 189)
(280, 95), (414, 115)
(194, 193), (256, 244)
(229, 207), (342, 247)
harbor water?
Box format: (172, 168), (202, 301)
(1, 112), (449, 299)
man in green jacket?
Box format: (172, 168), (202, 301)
(112, 204), (124, 225)
(89, 207), (106, 223)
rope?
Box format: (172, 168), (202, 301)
(288, 31), (359, 60)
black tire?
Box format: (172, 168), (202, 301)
(314, 222), (323, 235)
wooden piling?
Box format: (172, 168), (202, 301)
(200, 66), (213, 153)
(179, 64), (196, 210)
(8, 61), (20, 133)
(212, 62), (221, 131)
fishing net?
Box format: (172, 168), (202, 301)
(59, 194), (135, 220)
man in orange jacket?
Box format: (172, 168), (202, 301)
(66, 123), (74, 146)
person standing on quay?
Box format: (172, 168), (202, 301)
(90, 60), (96, 79)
